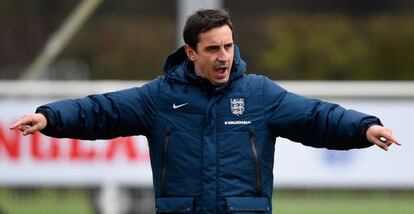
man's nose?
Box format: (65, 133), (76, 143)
(217, 47), (230, 61)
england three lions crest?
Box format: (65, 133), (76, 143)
(230, 98), (245, 116)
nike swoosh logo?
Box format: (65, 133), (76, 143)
(173, 103), (188, 109)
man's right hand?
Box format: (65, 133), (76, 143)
(9, 113), (47, 136)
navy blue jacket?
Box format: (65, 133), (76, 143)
(37, 45), (381, 213)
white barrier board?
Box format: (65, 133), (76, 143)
(275, 98), (414, 188)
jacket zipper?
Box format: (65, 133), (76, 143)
(248, 129), (262, 196)
(161, 129), (171, 196)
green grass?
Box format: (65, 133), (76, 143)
(1, 188), (414, 214)
(273, 190), (414, 214)
(0, 188), (94, 214)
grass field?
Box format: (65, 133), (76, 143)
(273, 190), (414, 214)
(0, 188), (413, 214)
(0, 188), (94, 214)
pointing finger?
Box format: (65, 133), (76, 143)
(381, 130), (401, 146)
(10, 114), (37, 130)
(10, 115), (33, 130)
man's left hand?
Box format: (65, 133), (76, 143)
(366, 125), (401, 151)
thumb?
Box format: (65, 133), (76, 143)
(22, 124), (40, 136)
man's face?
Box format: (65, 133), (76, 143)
(185, 25), (234, 86)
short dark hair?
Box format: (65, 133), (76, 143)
(183, 9), (234, 50)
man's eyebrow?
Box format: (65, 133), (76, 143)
(204, 42), (233, 49)
(204, 44), (220, 50)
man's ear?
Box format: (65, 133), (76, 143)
(184, 44), (197, 62)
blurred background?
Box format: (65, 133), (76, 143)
(1, 0), (413, 80)
(0, 0), (413, 213)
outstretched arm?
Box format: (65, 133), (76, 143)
(366, 125), (401, 151)
(9, 79), (159, 140)
(263, 77), (400, 150)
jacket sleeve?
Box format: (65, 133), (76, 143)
(263, 77), (382, 150)
(36, 79), (159, 140)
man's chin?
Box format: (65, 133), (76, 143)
(212, 79), (229, 87)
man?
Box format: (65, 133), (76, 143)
(11, 9), (399, 214)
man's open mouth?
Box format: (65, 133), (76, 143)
(215, 67), (227, 74)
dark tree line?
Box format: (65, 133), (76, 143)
(0, 0), (413, 80)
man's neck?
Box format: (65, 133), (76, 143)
(194, 67), (205, 79)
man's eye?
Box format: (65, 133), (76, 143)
(206, 47), (218, 52)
